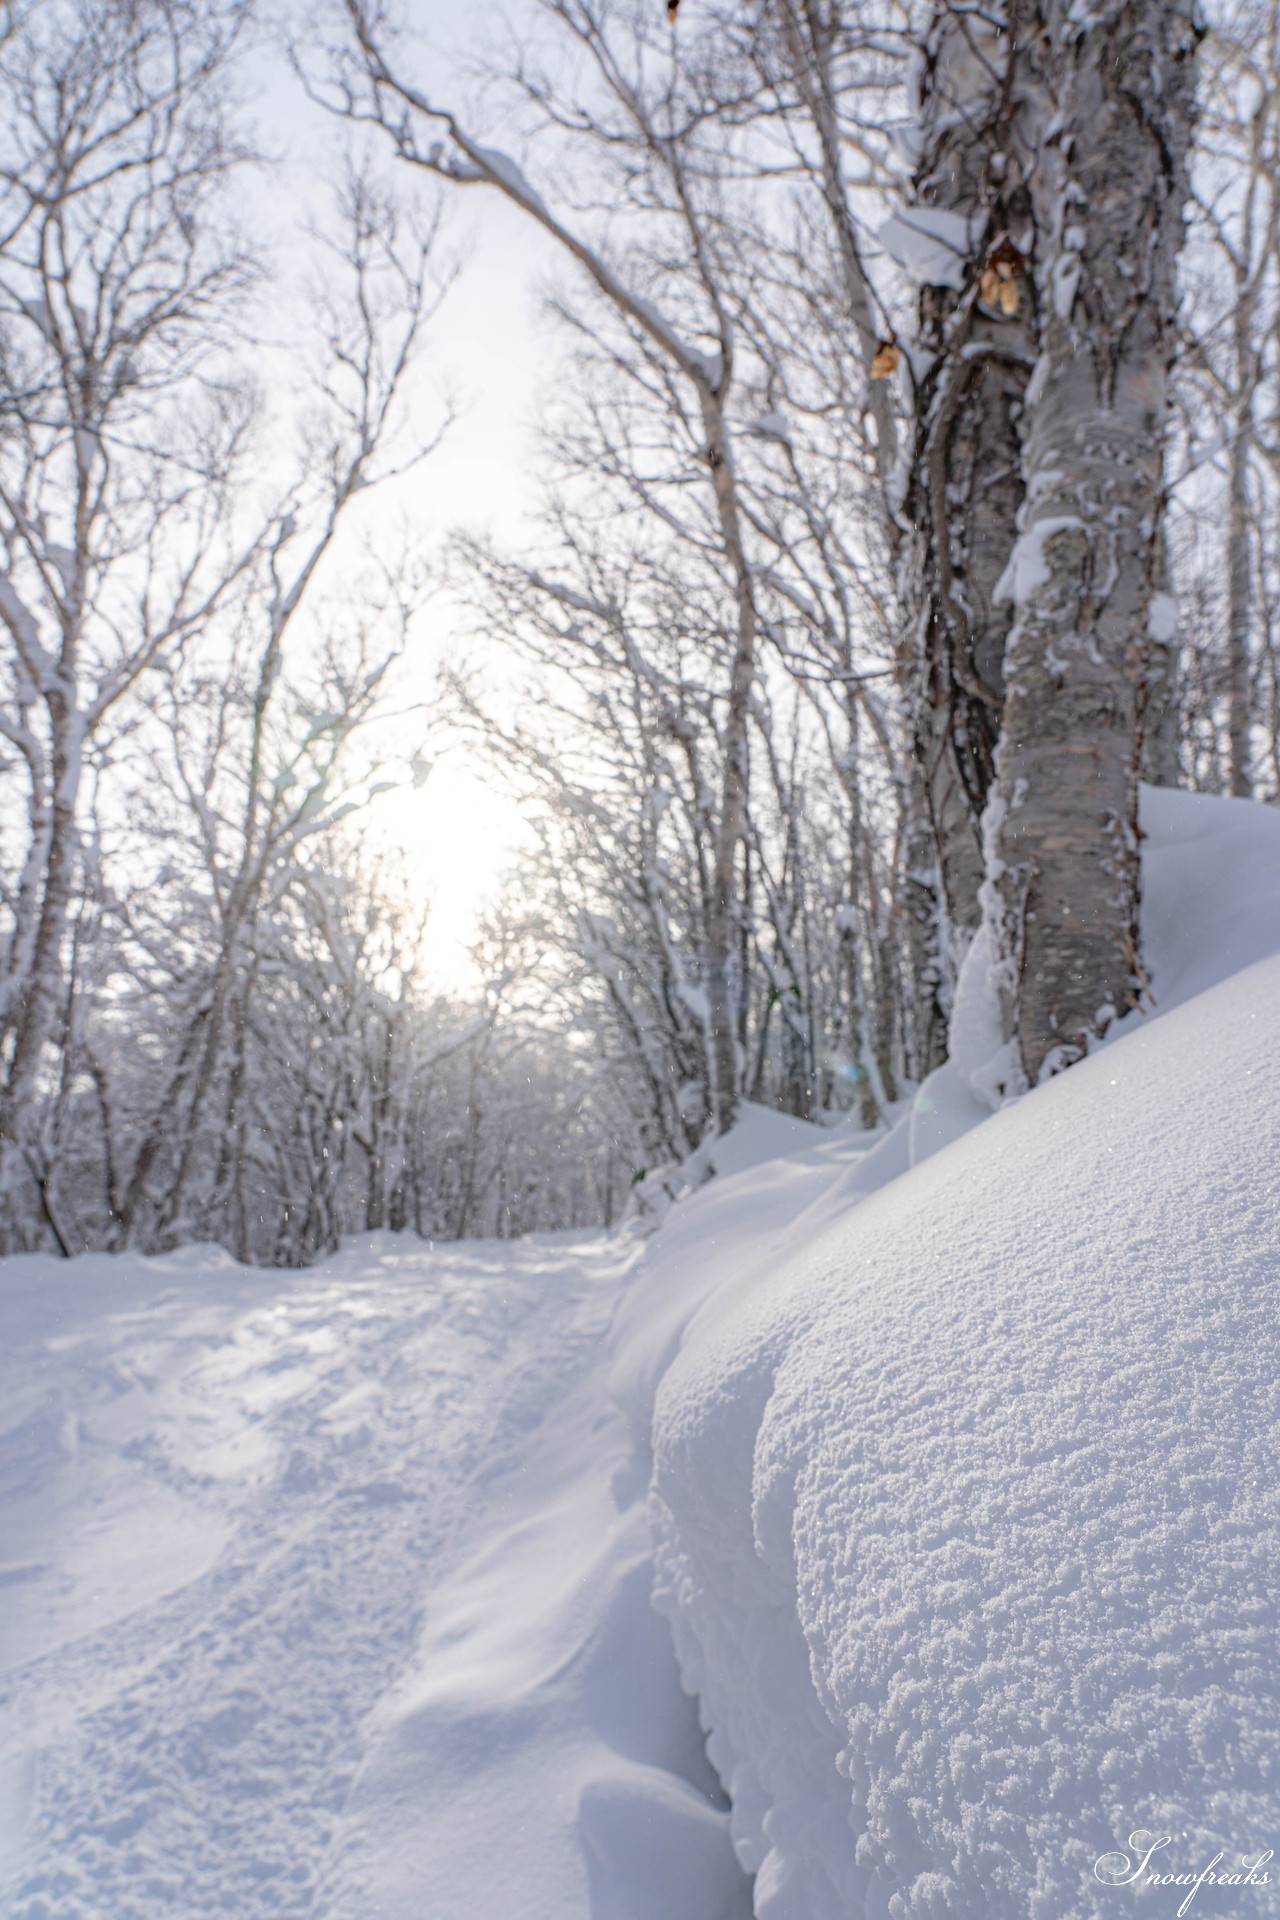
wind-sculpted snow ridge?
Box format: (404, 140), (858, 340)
(630, 794), (1280, 1919)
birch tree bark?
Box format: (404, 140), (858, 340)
(902, 0), (1036, 952)
(984, 0), (1199, 1085)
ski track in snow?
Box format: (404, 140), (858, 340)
(0, 1232), (629, 1920)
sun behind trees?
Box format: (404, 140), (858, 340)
(0, 0), (1270, 1262)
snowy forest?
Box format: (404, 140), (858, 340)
(2, 0), (1274, 1262)
(5, 4), (1280, 1919)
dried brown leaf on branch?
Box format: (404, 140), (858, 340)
(870, 340), (900, 379)
(979, 235), (1026, 316)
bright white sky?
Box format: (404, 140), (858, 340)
(263, 0), (558, 985)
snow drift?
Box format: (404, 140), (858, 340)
(628, 787), (1280, 1918)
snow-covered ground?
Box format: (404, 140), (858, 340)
(3, 786), (1280, 1919)
(0, 1232), (663, 1918)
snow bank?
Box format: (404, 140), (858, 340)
(631, 790), (1280, 1918)
(914, 781), (1280, 1163)
(1137, 782), (1280, 1012)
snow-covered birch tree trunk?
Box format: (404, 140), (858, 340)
(984, 0), (1199, 1086)
(902, 0), (1035, 956)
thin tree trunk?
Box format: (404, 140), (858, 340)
(899, 776), (950, 1079)
(454, 1053), (482, 1241)
(840, 700), (886, 1126)
(365, 1012), (396, 1232)
(1141, 532), (1181, 787)
(0, 711), (82, 1155)
(156, 886), (254, 1241)
(701, 385), (757, 1134)
(985, 0), (1199, 1085)
(1227, 410), (1253, 796)
(0, 776), (54, 1049)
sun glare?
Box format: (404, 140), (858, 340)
(385, 761), (529, 987)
